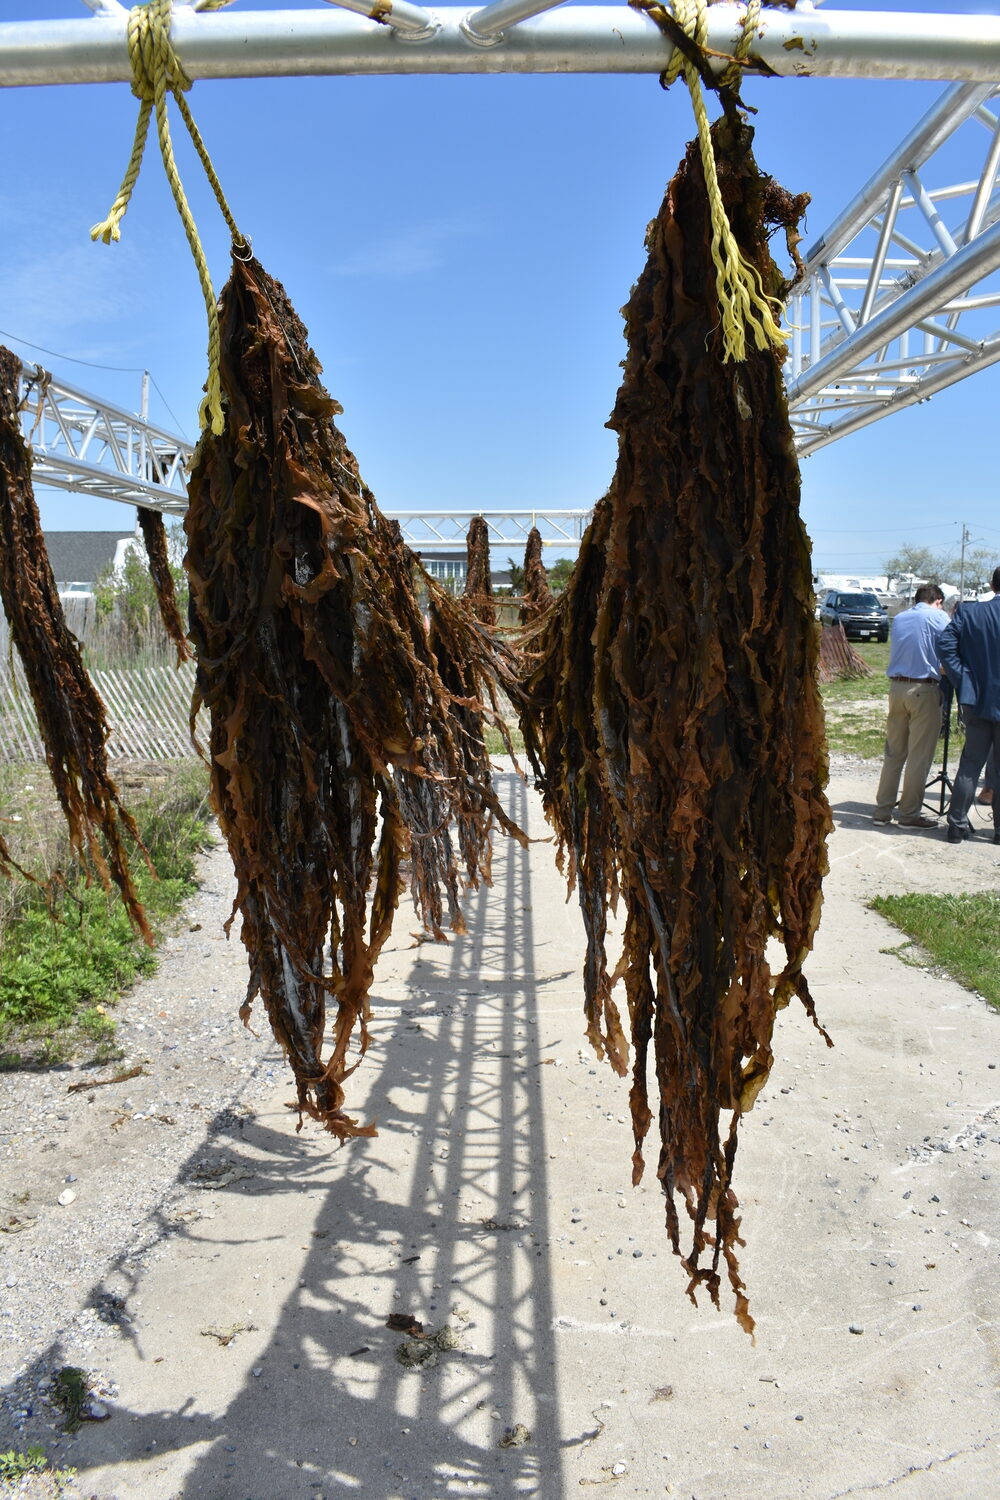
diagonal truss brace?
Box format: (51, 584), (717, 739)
(787, 82), (1000, 455)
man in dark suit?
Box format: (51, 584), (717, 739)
(937, 565), (1000, 844)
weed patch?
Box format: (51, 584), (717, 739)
(870, 890), (1000, 1009)
(0, 760), (211, 1063)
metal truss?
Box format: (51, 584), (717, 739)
(11, 6), (1000, 526)
(390, 510), (591, 549)
(17, 365), (191, 512)
(16, 371), (593, 545)
(787, 82), (1000, 455)
(6, 4), (1000, 84)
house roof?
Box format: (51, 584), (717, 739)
(43, 531), (134, 588)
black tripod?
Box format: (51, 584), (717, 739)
(924, 680), (954, 816)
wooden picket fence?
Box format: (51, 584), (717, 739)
(0, 657), (199, 762)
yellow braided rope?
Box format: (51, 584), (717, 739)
(91, 0), (247, 434)
(718, 0), (761, 91)
(654, 0), (786, 363)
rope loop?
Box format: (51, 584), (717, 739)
(90, 0), (249, 435)
(633, 0), (787, 363)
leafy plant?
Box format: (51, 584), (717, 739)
(0, 760), (211, 1063)
(0, 1446), (48, 1480)
(546, 556), (575, 594)
(89, 522), (189, 668)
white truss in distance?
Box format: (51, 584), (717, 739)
(788, 82), (1000, 455)
(391, 510), (591, 548)
(16, 369), (593, 545)
(17, 365), (190, 513)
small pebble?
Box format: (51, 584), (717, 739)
(848, 1324), (864, 1335)
(57, 1189), (77, 1207)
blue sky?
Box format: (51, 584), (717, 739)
(2, 0), (1000, 575)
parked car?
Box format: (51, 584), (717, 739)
(818, 589), (889, 642)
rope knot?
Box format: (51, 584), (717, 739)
(632, 0), (785, 363)
(126, 0), (192, 104)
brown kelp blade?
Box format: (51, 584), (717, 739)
(818, 620), (874, 684)
(519, 121), (832, 1332)
(0, 348), (151, 943)
(137, 507), (192, 666)
(185, 255), (526, 1140)
(463, 515), (496, 628)
(520, 526), (553, 628)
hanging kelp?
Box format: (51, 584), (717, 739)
(185, 254), (526, 1139)
(818, 621), (874, 684)
(519, 120), (832, 1333)
(425, 569), (527, 901)
(0, 348), (151, 942)
(519, 526), (553, 628)
(463, 516), (496, 628)
(136, 508), (191, 666)
(520, 498), (628, 1078)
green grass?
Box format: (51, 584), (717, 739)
(871, 891), (1000, 1009)
(484, 723), (525, 757)
(820, 640), (888, 757)
(821, 640), (891, 704)
(0, 761), (212, 1066)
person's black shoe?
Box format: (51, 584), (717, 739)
(946, 824), (971, 843)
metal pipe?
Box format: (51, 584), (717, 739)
(902, 167), (959, 256)
(796, 334), (1000, 455)
(819, 265), (857, 337)
(464, 0), (568, 43)
(787, 214), (1000, 405)
(801, 82), (996, 269)
(964, 117), (1000, 244)
(8, 9), (1000, 85)
(859, 178), (903, 324)
(913, 316), (982, 353)
(321, 0), (438, 38)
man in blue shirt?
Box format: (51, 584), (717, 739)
(873, 584), (947, 828)
(937, 565), (1000, 844)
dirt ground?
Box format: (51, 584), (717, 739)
(1, 757), (998, 1500)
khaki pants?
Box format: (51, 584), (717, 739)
(874, 680), (942, 821)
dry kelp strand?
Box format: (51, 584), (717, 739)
(137, 507), (192, 666)
(0, 347), (151, 942)
(518, 120), (832, 1332)
(519, 526), (553, 629)
(185, 254), (525, 1139)
(463, 515), (496, 629)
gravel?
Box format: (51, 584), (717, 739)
(0, 835), (282, 1470)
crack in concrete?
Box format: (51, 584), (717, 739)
(826, 1433), (997, 1497)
